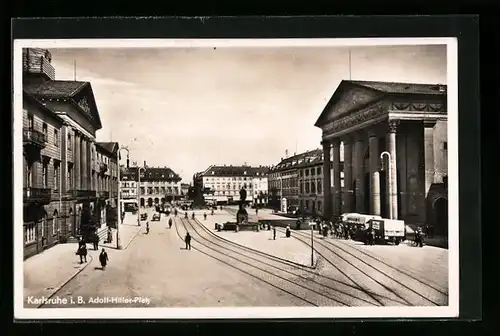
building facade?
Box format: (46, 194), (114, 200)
(119, 163), (182, 208)
(22, 47), (115, 259)
(198, 165), (269, 205)
(95, 142), (120, 228)
(180, 183), (190, 199)
(315, 80), (448, 234)
(251, 166), (269, 205)
(119, 167), (139, 208)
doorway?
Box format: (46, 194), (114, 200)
(433, 197), (448, 236)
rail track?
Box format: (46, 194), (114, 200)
(174, 217), (410, 307)
(275, 227), (448, 306)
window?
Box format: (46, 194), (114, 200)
(317, 180), (322, 194)
(25, 223), (36, 244)
(53, 211), (58, 235)
(68, 133), (72, 150)
(54, 129), (59, 146)
(42, 123), (48, 138)
(317, 167), (321, 175)
(42, 162), (48, 188)
(67, 165), (73, 190)
(53, 162), (60, 191)
(26, 164), (32, 188)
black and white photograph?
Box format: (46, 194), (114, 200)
(13, 37), (458, 319)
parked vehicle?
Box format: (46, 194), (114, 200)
(152, 213), (160, 221)
(367, 218), (406, 245)
(342, 213), (382, 241)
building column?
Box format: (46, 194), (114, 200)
(369, 131), (381, 216)
(388, 120), (399, 219)
(331, 138), (341, 217)
(423, 121), (436, 196)
(74, 132), (81, 190)
(81, 137), (87, 190)
(353, 134), (365, 213)
(321, 140), (332, 219)
(342, 137), (352, 213)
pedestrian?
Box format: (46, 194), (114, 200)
(273, 226), (276, 240)
(93, 233), (99, 250)
(184, 212), (188, 219)
(192, 212), (195, 220)
(107, 227), (113, 244)
(76, 243), (87, 264)
(211, 209), (214, 215)
(285, 225), (291, 238)
(174, 208), (178, 217)
(185, 232), (192, 250)
(204, 212), (207, 220)
(99, 248), (109, 270)
(168, 217), (173, 229)
(146, 221), (150, 234)
(255, 208), (258, 215)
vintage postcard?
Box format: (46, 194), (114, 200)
(13, 37), (458, 319)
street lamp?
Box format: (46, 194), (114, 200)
(116, 146), (130, 250)
(137, 167), (146, 226)
(380, 151), (393, 220)
(308, 219), (315, 267)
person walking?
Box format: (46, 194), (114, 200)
(273, 226), (276, 240)
(107, 227), (113, 244)
(204, 212), (207, 220)
(185, 232), (192, 250)
(146, 221), (150, 234)
(99, 248), (109, 270)
(191, 212), (195, 220)
(168, 217), (173, 229)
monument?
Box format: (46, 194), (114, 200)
(236, 187), (249, 224)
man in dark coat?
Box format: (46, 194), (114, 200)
(77, 242), (87, 263)
(168, 217), (173, 229)
(185, 232), (192, 250)
(99, 248), (109, 270)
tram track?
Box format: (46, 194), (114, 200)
(175, 217), (410, 307)
(278, 227), (447, 306)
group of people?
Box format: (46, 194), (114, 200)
(75, 238), (109, 269)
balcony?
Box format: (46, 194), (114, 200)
(71, 189), (97, 199)
(98, 191), (110, 199)
(23, 187), (51, 204)
(23, 129), (47, 149)
(99, 163), (108, 173)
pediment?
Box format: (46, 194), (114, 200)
(316, 82), (383, 126)
(73, 84), (103, 129)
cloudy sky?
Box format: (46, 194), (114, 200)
(50, 44), (447, 182)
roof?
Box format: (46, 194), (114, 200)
(315, 80), (447, 127)
(24, 80), (88, 98)
(95, 142), (119, 157)
(201, 165), (271, 177)
(24, 80), (103, 129)
(22, 89), (64, 123)
(348, 80), (447, 95)
(270, 149), (323, 172)
(123, 166), (182, 182)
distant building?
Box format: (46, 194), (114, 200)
(180, 183), (190, 199)
(196, 165), (270, 205)
(119, 162), (182, 208)
(120, 167), (138, 209)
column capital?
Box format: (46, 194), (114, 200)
(330, 138), (341, 147)
(368, 129), (379, 138)
(341, 135), (352, 145)
(388, 120), (400, 133)
(321, 139), (331, 149)
(423, 120), (437, 128)
(352, 131), (364, 142)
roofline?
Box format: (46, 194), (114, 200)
(23, 90), (65, 124)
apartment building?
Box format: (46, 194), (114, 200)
(95, 142), (119, 228)
(22, 48), (117, 259)
(251, 166), (269, 205)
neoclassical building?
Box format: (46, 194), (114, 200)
(315, 80), (448, 235)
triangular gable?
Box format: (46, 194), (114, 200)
(314, 81), (383, 127)
(73, 83), (103, 130)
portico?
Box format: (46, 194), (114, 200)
(315, 80), (448, 230)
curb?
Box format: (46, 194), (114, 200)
(36, 254), (94, 308)
(122, 227), (143, 250)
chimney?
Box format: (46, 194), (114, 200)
(285, 149), (288, 158)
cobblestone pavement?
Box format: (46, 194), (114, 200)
(37, 210), (310, 308)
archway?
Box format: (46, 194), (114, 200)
(154, 197), (159, 205)
(140, 198), (145, 207)
(161, 197), (165, 204)
(433, 197), (448, 236)
(147, 198), (153, 207)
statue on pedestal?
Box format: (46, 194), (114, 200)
(236, 187), (248, 225)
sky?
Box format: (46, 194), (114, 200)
(49, 44), (447, 183)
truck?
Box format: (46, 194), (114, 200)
(367, 218), (406, 245)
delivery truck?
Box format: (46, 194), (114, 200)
(367, 218), (406, 245)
